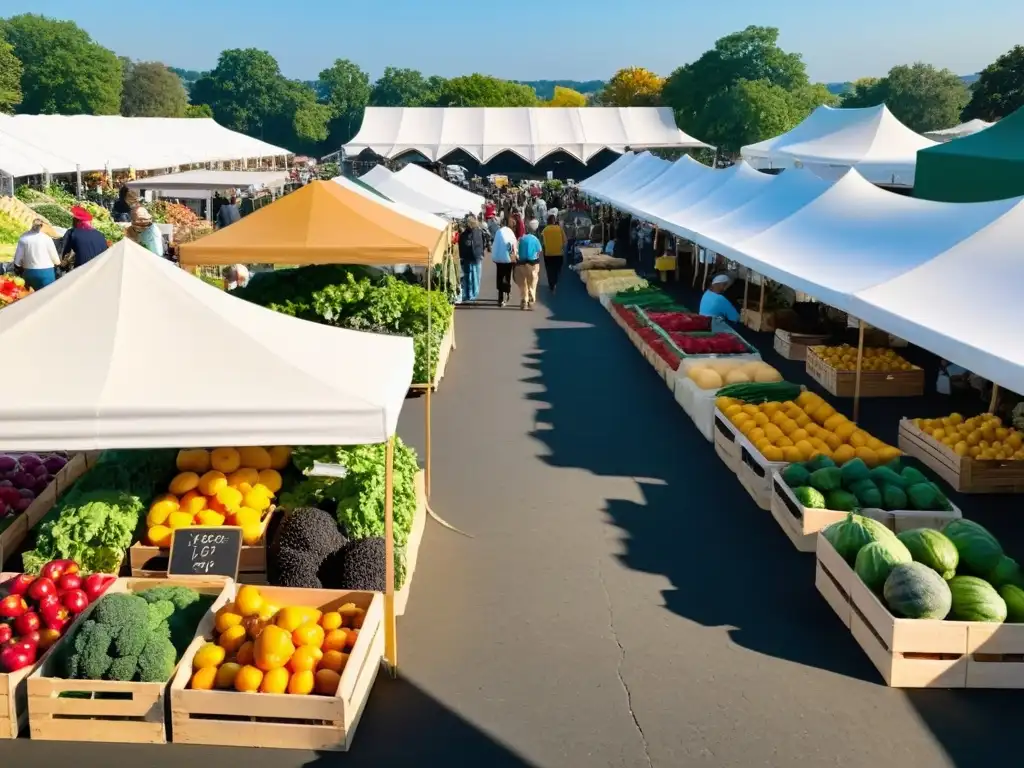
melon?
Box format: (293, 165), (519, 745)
(723, 368), (750, 385)
(999, 583), (1024, 623)
(883, 562), (952, 619)
(896, 528), (959, 580)
(753, 365), (783, 383)
(690, 368), (723, 390)
(942, 519), (1004, 576)
(824, 512), (899, 565)
(855, 539), (912, 593)
(948, 575), (1007, 622)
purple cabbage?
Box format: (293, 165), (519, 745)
(43, 455), (67, 473)
(18, 488), (34, 500)
(12, 497), (32, 512)
(0, 456), (16, 473)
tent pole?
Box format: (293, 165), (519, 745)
(691, 243), (698, 287)
(758, 277), (766, 316)
(853, 321), (866, 423)
(989, 384), (1000, 414)
(674, 240), (681, 281)
(742, 272), (750, 318)
(702, 251), (711, 290)
(426, 259), (433, 498)
(383, 435), (398, 675)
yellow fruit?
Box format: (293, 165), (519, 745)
(196, 509), (226, 527)
(214, 662), (242, 689)
(177, 449), (211, 474)
(741, 404), (759, 417)
(779, 419), (799, 436)
(235, 585), (264, 617)
(834, 422), (857, 441)
(168, 510), (194, 530)
(770, 410), (788, 427)
(775, 436), (794, 448)
(782, 446), (802, 463)
(833, 444), (856, 465)
(258, 603), (279, 621)
(233, 507), (261, 527)
(292, 622), (325, 648)
(146, 507), (170, 529)
(794, 440), (816, 460)
(219, 625), (248, 654)
(238, 447), (273, 471)
(812, 403), (835, 425)
(764, 425), (783, 442)
(234, 665), (263, 692)
(954, 442), (968, 456)
(931, 428), (946, 441)
(237, 482), (253, 495)
(794, 413), (812, 428)
(287, 669), (314, 695)
(854, 446), (879, 468)
(198, 470), (227, 496)
(866, 436), (884, 451)
(169, 471), (200, 496)
(268, 446), (292, 471)
(320, 612), (343, 631)
(275, 606), (316, 632)
(148, 497), (178, 523)
(215, 604), (243, 633)
(314, 669), (341, 696)
(179, 490), (207, 516)
(823, 413), (846, 432)
(762, 446), (784, 462)
(322, 628), (349, 653)
(236, 641), (255, 666)
(849, 430), (869, 448)
(241, 523), (264, 546)
(723, 403), (742, 417)
(244, 487), (272, 512)
(739, 420), (756, 437)
(289, 645), (321, 673)
(216, 485), (244, 512)
(748, 428), (766, 444)
(730, 412), (750, 428)
(227, 468), (260, 488)
(146, 524), (173, 548)
(1007, 433), (1023, 450)
(260, 666), (290, 694)
(789, 428), (809, 443)
(804, 423), (820, 437)
(190, 667), (217, 690)
(254, 624), (295, 671)
(210, 447), (242, 474)
(193, 642), (226, 670)
(877, 446), (902, 463)
(319, 650), (348, 674)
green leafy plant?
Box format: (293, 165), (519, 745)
(30, 203), (73, 229)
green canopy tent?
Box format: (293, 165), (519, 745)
(914, 107), (1024, 202)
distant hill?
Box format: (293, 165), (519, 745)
(827, 73), (979, 96)
(169, 67), (204, 93)
(517, 80), (605, 100)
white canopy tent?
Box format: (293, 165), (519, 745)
(611, 156), (710, 218)
(576, 151), (638, 193)
(359, 165), (467, 218)
(0, 115), (293, 179)
(331, 175), (448, 232)
(923, 119), (993, 142)
(579, 152), (669, 201)
(741, 105), (937, 187)
(0, 240), (414, 451)
(393, 163), (484, 215)
(344, 107), (709, 163)
(125, 170), (290, 200)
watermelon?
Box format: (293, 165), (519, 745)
(987, 556), (1023, 589)
(825, 512), (899, 565)
(855, 539), (912, 592)
(901, 466), (928, 486)
(999, 584), (1024, 623)
(840, 458), (871, 487)
(809, 467), (842, 493)
(942, 519), (1004, 576)
(782, 464), (811, 488)
(794, 486), (826, 509)
(896, 528), (959, 580)
(881, 484), (908, 511)
(948, 576), (1007, 623)
(883, 562), (953, 619)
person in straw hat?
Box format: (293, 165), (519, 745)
(125, 206), (164, 257)
(699, 273), (740, 322)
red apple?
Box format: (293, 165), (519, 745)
(57, 573), (82, 593)
(39, 561), (67, 582)
(19, 630), (40, 647)
(13, 611), (40, 635)
(0, 642), (34, 672)
(60, 589), (88, 615)
(36, 628), (60, 650)
(27, 577), (56, 603)
(60, 560), (80, 576)
(82, 573), (110, 602)
(40, 604), (70, 633)
(0, 594), (28, 619)
(6, 574), (35, 596)
(0, 623), (11, 644)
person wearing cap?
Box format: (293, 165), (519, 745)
(62, 206), (109, 269)
(13, 219), (60, 290)
(700, 274), (740, 322)
(126, 206), (164, 257)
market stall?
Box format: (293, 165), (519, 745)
(359, 165), (467, 218)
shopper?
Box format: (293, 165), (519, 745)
(62, 206), (109, 269)
(491, 220), (517, 307)
(125, 207), (165, 257)
(514, 219), (542, 310)
(13, 219), (60, 290)
(699, 274), (740, 322)
(224, 264), (251, 291)
(112, 186), (134, 222)
(509, 210), (525, 239)
(459, 215), (485, 301)
(216, 195), (242, 229)
(533, 195), (547, 228)
(541, 214), (566, 294)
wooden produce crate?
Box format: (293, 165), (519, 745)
(736, 441), (787, 511)
(898, 419), (1024, 494)
(130, 508), (276, 583)
(712, 409), (742, 475)
(805, 347), (925, 398)
(815, 534), (1024, 688)
(409, 315), (455, 393)
(26, 576), (230, 743)
(774, 329), (831, 361)
(395, 470), (426, 616)
(170, 586), (385, 751)
(741, 308), (776, 333)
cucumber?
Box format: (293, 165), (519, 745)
(717, 382), (800, 402)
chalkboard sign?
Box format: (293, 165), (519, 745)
(167, 526), (242, 580)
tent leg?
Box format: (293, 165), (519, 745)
(383, 436), (397, 676)
(989, 384), (1000, 415)
(853, 321), (866, 423)
(426, 264), (433, 498)
(742, 273), (750, 319)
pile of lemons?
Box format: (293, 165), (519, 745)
(812, 345), (916, 372)
(718, 390), (901, 466)
(913, 413), (1024, 460)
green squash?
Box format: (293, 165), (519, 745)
(793, 486), (826, 509)
(826, 512), (899, 565)
(840, 458), (871, 487)
(870, 466), (906, 489)
(809, 467), (842, 493)
(826, 489), (859, 513)
(782, 464), (811, 488)
(881, 484), (908, 511)
(999, 583), (1024, 623)
(883, 562), (953, 619)
(942, 519), (1004, 576)
(897, 528), (959, 580)
(855, 539), (912, 592)
(948, 576), (1007, 623)
(987, 556), (1023, 589)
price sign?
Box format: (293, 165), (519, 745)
(167, 526), (242, 580)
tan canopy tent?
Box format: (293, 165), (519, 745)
(178, 179), (447, 266)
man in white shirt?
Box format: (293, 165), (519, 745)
(490, 223), (518, 307)
(14, 219), (61, 290)
(533, 197), (547, 228)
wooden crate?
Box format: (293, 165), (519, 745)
(129, 508), (276, 582)
(815, 534), (1024, 688)
(170, 586), (385, 751)
(805, 347), (925, 398)
(395, 471), (426, 616)
(773, 330), (830, 361)
(409, 316), (455, 393)
(736, 441), (787, 511)
(26, 576), (230, 743)
(712, 409), (742, 475)
(898, 419), (1024, 494)
(741, 308), (776, 333)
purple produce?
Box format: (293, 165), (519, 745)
(18, 454), (41, 470)
(0, 479), (11, 488)
(18, 488), (35, 500)
(0, 456), (16, 472)
(0, 487), (19, 505)
(13, 471), (35, 489)
(1, 471), (18, 482)
(12, 498), (32, 513)
(0, 499), (7, 517)
(31, 463), (48, 478)
(42, 456), (66, 473)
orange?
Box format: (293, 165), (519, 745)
(234, 665), (263, 692)
(215, 662), (242, 689)
(257, 469), (283, 493)
(320, 612), (343, 631)
(345, 629), (359, 650)
(254, 624), (295, 671)
(236, 641), (255, 666)
(292, 622), (325, 648)
(147, 498), (178, 525)
(146, 525), (173, 548)
(179, 489), (207, 513)
(238, 446), (273, 470)
(227, 468), (260, 488)
(235, 585), (264, 617)
(268, 446), (291, 470)
(219, 625), (248, 654)
(211, 447), (242, 474)
(169, 471), (200, 496)
(193, 642), (226, 670)
(319, 650), (348, 674)
(215, 604), (243, 633)
(287, 669), (315, 695)
(260, 667), (290, 694)
(190, 666), (217, 690)
(314, 669), (341, 696)
(198, 470), (228, 496)
(288, 645), (321, 673)
(322, 629), (349, 653)
(196, 509), (226, 527)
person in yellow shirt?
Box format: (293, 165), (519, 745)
(540, 214), (566, 294)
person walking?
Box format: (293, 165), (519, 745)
(491, 219), (518, 307)
(514, 219), (542, 310)
(62, 206), (109, 269)
(541, 213), (566, 294)
(510, 210), (526, 239)
(459, 215), (485, 302)
(215, 195), (242, 229)
(125, 207), (165, 257)
(13, 219), (61, 290)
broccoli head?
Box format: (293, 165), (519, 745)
(65, 620), (114, 680)
(269, 507), (349, 589)
(93, 593), (149, 639)
(139, 586), (201, 612)
(137, 633), (176, 682)
(106, 654), (140, 682)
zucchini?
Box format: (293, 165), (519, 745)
(717, 382), (800, 403)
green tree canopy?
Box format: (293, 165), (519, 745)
(1, 14), (122, 114)
(121, 61), (188, 117)
(370, 67), (442, 107)
(0, 39), (22, 113)
(962, 45), (1024, 121)
(842, 63), (969, 132)
(185, 103), (213, 118)
(318, 58), (371, 146)
(433, 74), (538, 107)
(273, 80), (331, 153)
(546, 85), (587, 107)
(191, 48), (285, 137)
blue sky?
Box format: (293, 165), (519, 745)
(10, 0), (1024, 83)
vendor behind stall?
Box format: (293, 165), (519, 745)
(699, 274), (740, 322)
(125, 206), (164, 257)
(62, 206), (109, 269)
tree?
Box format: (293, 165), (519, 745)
(546, 85), (587, 107)
(0, 40), (22, 113)
(842, 63), (968, 131)
(185, 103), (213, 118)
(597, 67), (664, 106)
(318, 58), (371, 146)
(266, 80), (330, 154)
(963, 45), (1024, 121)
(191, 49), (284, 137)
(0, 14), (122, 114)
(840, 77), (883, 107)
(121, 61), (188, 117)
(433, 74), (538, 107)
(370, 67), (440, 107)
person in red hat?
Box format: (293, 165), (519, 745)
(62, 205), (109, 269)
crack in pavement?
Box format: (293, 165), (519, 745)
(597, 559), (654, 768)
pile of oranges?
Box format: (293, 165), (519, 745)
(188, 585), (365, 696)
(912, 413), (1024, 461)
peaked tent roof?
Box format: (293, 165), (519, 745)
(394, 163), (484, 214)
(358, 165), (467, 217)
(914, 107), (1024, 202)
(741, 105), (937, 187)
(178, 180), (447, 267)
(343, 107), (709, 163)
(0, 240), (413, 451)
(331, 175), (448, 231)
(923, 119), (993, 142)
